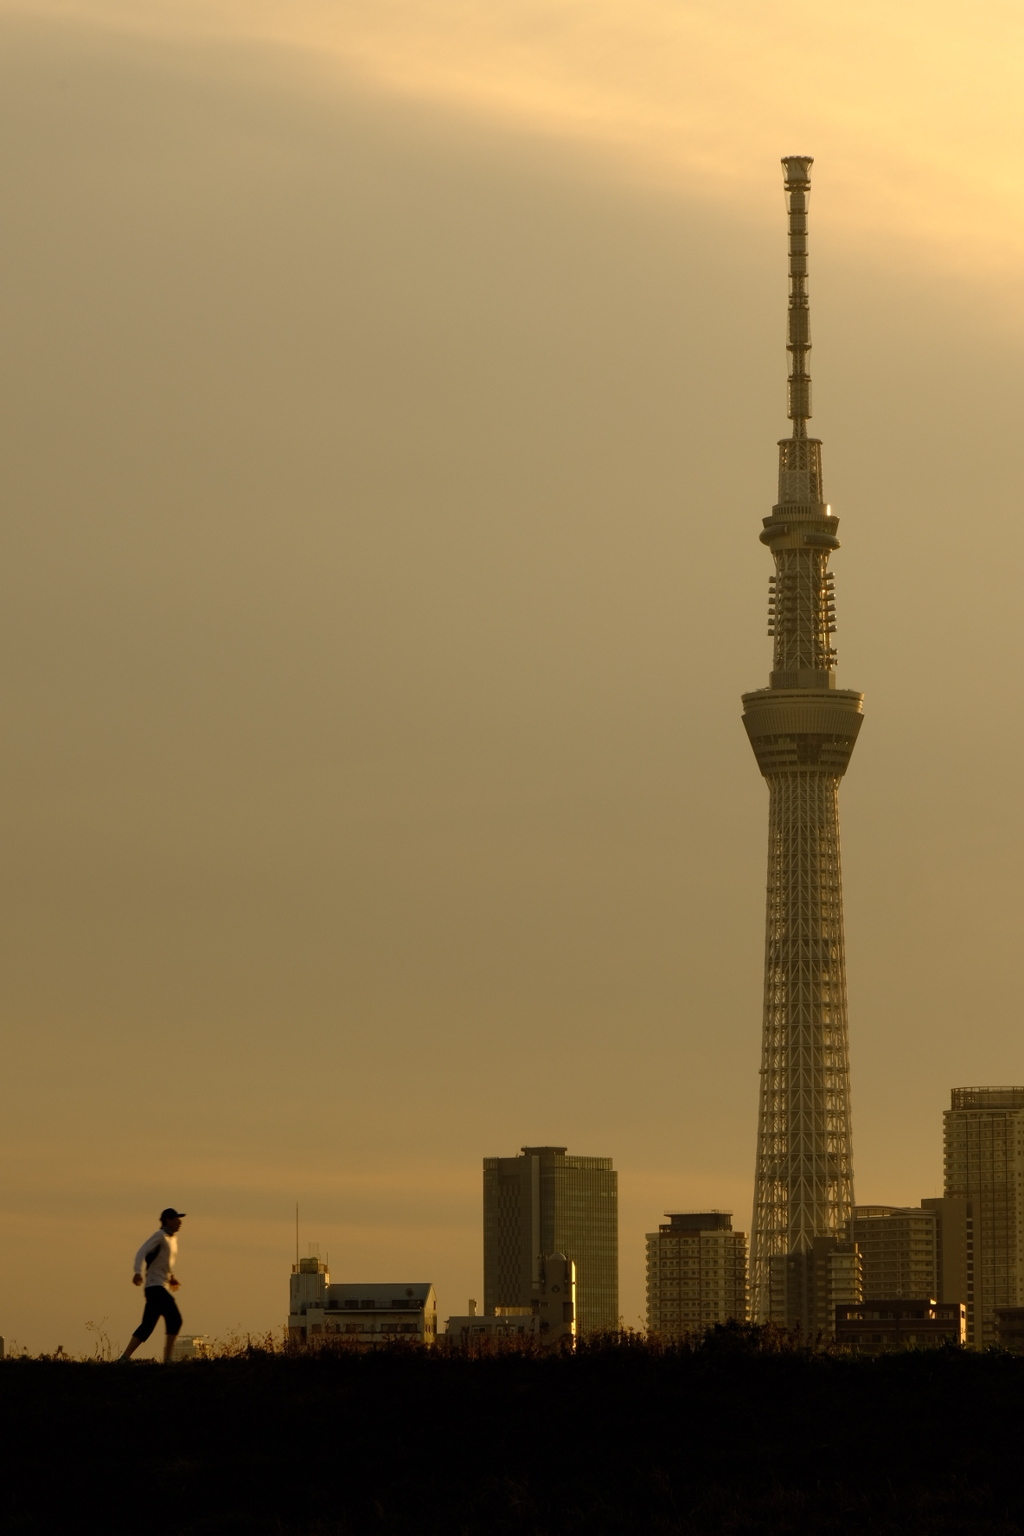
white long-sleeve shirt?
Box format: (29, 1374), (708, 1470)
(133, 1229), (178, 1290)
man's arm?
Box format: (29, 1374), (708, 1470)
(133, 1235), (162, 1285)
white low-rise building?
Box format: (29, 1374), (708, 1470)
(171, 1335), (212, 1361)
(288, 1259), (437, 1346)
(445, 1301), (536, 1345)
(445, 1254), (576, 1350)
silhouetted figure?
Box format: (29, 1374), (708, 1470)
(116, 1208), (185, 1362)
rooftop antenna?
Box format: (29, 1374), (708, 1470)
(295, 1202), (299, 1268)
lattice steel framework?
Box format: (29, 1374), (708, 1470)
(742, 158), (864, 1319)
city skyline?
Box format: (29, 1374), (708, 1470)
(3, 3), (1024, 1356)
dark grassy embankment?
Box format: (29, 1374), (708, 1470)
(2, 1334), (1023, 1534)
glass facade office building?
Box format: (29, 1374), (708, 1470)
(483, 1146), (618, 1335)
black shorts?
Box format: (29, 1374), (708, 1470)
(133, 1286), (182, 1341)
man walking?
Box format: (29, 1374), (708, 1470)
(117, 1208), (185, 1362)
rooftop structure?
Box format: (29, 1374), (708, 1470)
(742, 157), (863, 1317)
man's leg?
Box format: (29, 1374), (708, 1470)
(163, 1290), (183, 1363)
(117, 1289), (162, 1361)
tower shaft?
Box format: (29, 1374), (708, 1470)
(742, 158), (863, 1321)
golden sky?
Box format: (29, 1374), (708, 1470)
(22, 0), (1024, 285)
(2, 0), (1024, 1352)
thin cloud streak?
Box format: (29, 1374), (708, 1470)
(14, 0), (1024, 289)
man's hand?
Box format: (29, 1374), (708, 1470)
(169, 1278), (181, 1291)
(132, 1273), (143, 1287)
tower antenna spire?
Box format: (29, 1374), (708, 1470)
(782, 155), (813, 440)
(741, 156), (865, 1327)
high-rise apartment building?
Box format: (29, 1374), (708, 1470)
(645, 1212), (748, 1338)
(483, 1146), (618, 1335)
(921, 1195), (971, 1312)
(771, 1235), (862, 1338)
(944, 1086), (1024, 1347)
(743, 157), (863, 1318)
(847, 1206), (938, 1300)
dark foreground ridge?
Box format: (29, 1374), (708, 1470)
(3, 1331), (1024, 1534)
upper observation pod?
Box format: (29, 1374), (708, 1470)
(781, 156), (813, 188)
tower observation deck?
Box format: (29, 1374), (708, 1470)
(742, 158), (863, 1320)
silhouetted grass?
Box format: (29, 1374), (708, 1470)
(2, 1328), (1022, 1533)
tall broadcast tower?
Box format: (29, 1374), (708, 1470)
(742, 157), (864, 1320)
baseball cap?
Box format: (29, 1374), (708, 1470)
(160, 1207), (186, 1221)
